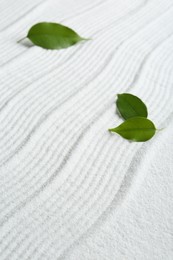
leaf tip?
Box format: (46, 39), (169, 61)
(81, 37), (92, 42)
(156, 128), (165, 132)
(108, 128), (115, 133)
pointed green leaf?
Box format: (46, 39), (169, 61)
(24, 22), (88, 50)
(109, 117), (156, 142)
(116, 93), (148, 120)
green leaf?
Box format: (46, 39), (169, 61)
(22, 22), (88, 50)
(109, 117), (156, 142)
(116, 93), (148, 120)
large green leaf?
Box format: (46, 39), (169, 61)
(109, 117), (156, 142)
(116, 93), (148, 120)
(25, 22), (87, 50)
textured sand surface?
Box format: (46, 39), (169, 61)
(0, 0), (173, 259)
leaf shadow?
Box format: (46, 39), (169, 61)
(115, 106), (122, 119)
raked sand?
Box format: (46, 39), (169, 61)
(0, 0), (173, 259)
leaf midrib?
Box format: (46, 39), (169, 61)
(123, 97), (142, 115)
(116, 127), (155, 132)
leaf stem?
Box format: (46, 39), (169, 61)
(17, 37), (27, 43)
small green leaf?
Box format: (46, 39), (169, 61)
(21, 22), (88, 50)
(116, 93), (148, 120)
(109, 117), (156, 142)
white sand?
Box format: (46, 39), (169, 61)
(0, 0), (173, 259)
